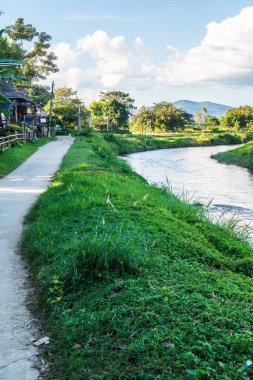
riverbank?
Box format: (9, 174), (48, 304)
(0, 137), (52, 178)
(103, 131), (243, 155)
(213, 141), (253, 170)
(22, 133), (253, 379)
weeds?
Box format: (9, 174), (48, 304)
(23, 133), (253, 379)
(213, 141), (253, 170)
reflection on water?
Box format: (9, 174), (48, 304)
(123, 145), (253, 242)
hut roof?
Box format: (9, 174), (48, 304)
(0, 79), (29, 101)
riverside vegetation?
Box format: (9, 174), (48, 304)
(0, 130), (245, 179)
(22, 133), (253, 379)
(101, 130), (243, 155)
(213, 141), (253, 170)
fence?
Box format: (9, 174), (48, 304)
(0, 134), (24, 152)
(0, 130), (38, 152)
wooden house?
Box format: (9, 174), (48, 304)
(0, 78), (37, 130)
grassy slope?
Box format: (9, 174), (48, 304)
(0, 138), (50, 178)
(102, 132), (242, 155)
(213, 141), (253, 170)
(23, 134), (253, 379)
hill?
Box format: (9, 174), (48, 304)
(173, 100), (231, 118)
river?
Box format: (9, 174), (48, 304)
(123, 145), (253, 242)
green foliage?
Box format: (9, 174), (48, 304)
(221, 106), (253, 129)
(23, 84), (51, 107)
(99, 90), (136, 115)
(1, 18), (58, 81)
(23, 134), (253, 379)
(209, 132), (241, 145)
(206, 116), (220, 128)
(0, 35), (23, 60)
(89, 91), (136, 132)
(103, 131), (242, 155)
(213, 141), (253, 170)
(243, 131), (253, 143)
(103, 98), (129, 130)
(131, 102), (192, 133)
(45, 87), (85, 128)
(7, 124), (22, 132)
(5, 18), (38, 46)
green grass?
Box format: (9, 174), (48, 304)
(0, 138), (51, 178)
(23, 134), (253, 379)
(213, 141), (253, 170)
(102, 132), (242, 155)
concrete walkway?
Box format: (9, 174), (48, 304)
(0, 137), (74, 380)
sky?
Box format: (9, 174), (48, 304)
(1, 0), (253, 107)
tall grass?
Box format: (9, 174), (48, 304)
(23, 134), (253, 379)
(213, 141), (253, 170)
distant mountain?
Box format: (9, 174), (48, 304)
(173, 100), (231, 118)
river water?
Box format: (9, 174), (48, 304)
(123, 145), (253, 242)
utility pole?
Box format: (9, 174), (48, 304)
(88, 114), (92, 129)
(106, 114), (109, 132)
(77, 104), (81, 135)
(48, 80), (55, 138)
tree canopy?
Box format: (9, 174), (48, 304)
(45, 87), (85, 128)
(131, 102), (192, 134)
(220, 106), (253, 129)
(99, 91), (136, 115)
(89, 91), (136, 131)
(1, 18), (58, 81)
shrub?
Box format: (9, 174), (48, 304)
(8, 124), (22, 133)
(243, 132), (253, 143)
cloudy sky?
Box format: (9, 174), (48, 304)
(1, 0), (253, 107)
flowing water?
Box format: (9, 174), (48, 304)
(123, 145), (253, 242)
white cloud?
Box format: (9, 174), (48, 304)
(52, 42), (78, 69)
(47, 6), (253, 105)
(159, 6), (253, 85)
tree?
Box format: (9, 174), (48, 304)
(23, 32), (58, 80)
(99, 91), (136, 116)
(0, 36), (23, 60)
(88, 101), (107, 130)
(45, 87), (85, 128)
(153, 102), (192, 132)
(220, 106), (253, 129)
(5, 18), (37, 51)
(194, 112), (202, 129)
(25, 84), (51, 107)
(3, 18), (58, 80)
(89, 91), (136, 131)
(205, 116), (220, 128)
(130, 106), (155, 134)
(131, 102), (192, 134)
(102, 99), (129, 131)
(200, 107), (207, 129)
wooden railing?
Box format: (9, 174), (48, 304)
(0, 134), (24, 152)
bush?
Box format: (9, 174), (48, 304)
(8, 124), (22, 133)
(243, 131), (253, 143)
(210, 127), (220, 133)
(210, 133), (242, 145)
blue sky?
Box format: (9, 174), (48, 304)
(1, 0), (253, 107)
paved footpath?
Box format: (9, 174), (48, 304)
(0, 137), (74, 380)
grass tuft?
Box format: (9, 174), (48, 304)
(23, 133), (253, 379)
